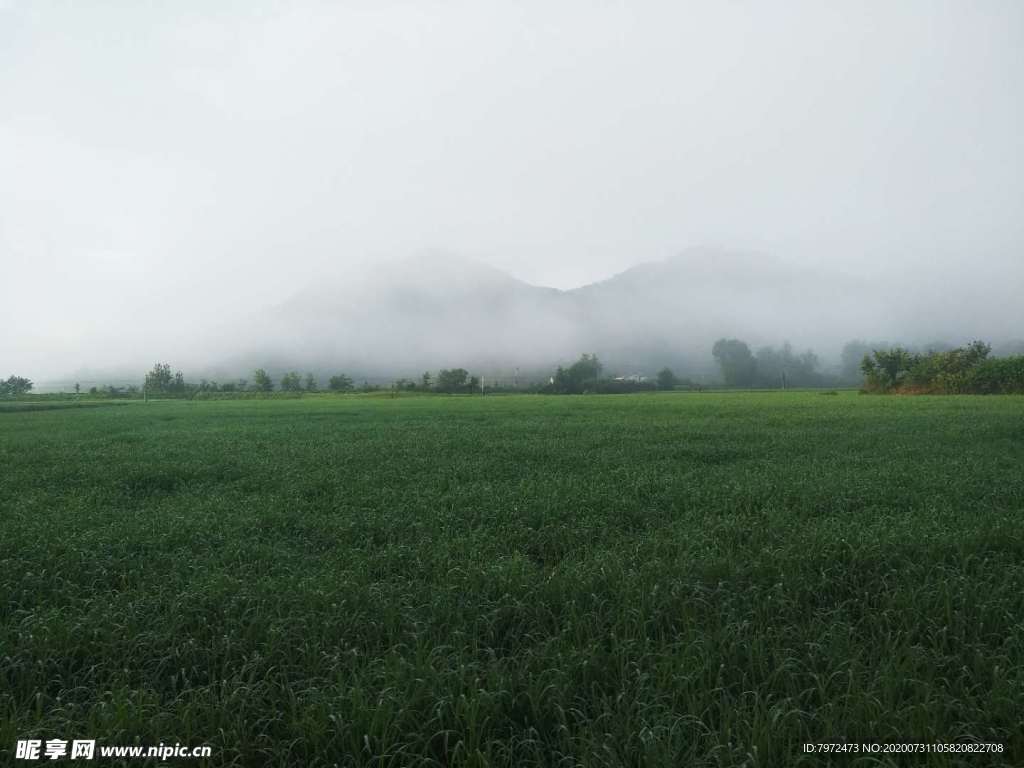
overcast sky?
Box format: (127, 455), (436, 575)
(1, 0), (1022, 379)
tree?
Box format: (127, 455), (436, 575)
(144, 362), (173, 393)
(328, 373), (354, 392)
(552, 354), (602, 394)
(754, 343), (821, 388)
(860, 341), (996, 394)
(142, 363), (188, 394)
(468, 375), (481, 394)
(840, 341), (874, 383)
(656, 367), (677, 390)
(251, 369), (274, 392)
(711, 339), (757, 387)
(279, 371), (303, 392)
(1, 375), (33, 396)
(304, 373), (318, 392)
(861, 347), (918, 391)
(421, 371), (432, 390)
(436, 368), (469, 393)
(74, 382), (80, 394)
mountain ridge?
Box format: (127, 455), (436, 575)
(222, 248), (893, 378)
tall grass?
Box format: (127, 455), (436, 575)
(2, 393), (1022, 766)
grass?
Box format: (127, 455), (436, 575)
(1, 391), (1023, 766)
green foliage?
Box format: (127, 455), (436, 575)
(656, 367), (676, 390)
(969, 355), (1024, 394)
(860, 346), (918, 391)
(142, 363), (194, 396)
(304, 373), (318, 392)
(0, 375), (33, 396)
(2, 394), (1023, 765)
(436, 368), (470, 393)
(328, 373), (354, 392)
(552, 353), (602, 394)
(279, 371), (303, 392)
(250, 368), (274, 392)
(711, 340), (827, 389)
(712, 338), (757, 387)
(144, 362), (172, 392)
(861, 340), (1022, 394)
(754, 343), (822, 388)
(143, 362), (188, 395)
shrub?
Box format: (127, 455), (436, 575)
(861, 341), (1023, 395)
(967, 356), (1024, 394)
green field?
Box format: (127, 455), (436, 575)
(2, 392), (1023, 766)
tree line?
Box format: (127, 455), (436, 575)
(708, 337), (1024, 394)
(861, 341), (1024, 394)
(711, 339), (826, 388)
(8, 338), (1022, 400)
(143, 364), (366, 396)
(140, 364), (492, 396)
(542, 355), (690, 394)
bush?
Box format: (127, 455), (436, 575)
(967, 356), (1024, 394)
(861, 341), (1024, 395)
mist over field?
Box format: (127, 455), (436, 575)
(213, 247), (1023, 384)
(1, 0), (1022, 384)
(5, 4), (1024, 764)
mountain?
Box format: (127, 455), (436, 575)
(202, 248), (876, 379)
(170, 245), (1020, 384)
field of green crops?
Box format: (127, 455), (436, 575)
(2, 392), (1023, 766)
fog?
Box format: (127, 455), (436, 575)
(1, 1), (1022, 385)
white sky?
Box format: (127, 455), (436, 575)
(1, 0), (1022, 378)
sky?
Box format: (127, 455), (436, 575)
(1, 0), (1022, 380)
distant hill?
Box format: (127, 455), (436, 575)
(42, 246), (1024, 388)
(217, 248), (889, 379)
